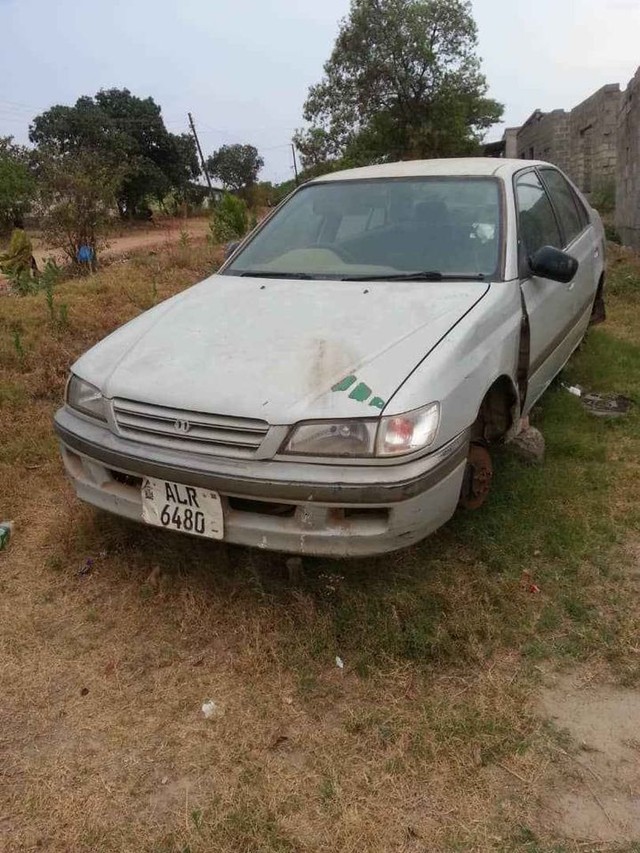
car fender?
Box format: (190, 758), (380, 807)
(382, 281), (523, 449)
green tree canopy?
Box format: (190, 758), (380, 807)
(30, 88), (200, 218)
(294, 0), (503, 167)
(206, 144), (264, 193)
(0, 137), (35, 229)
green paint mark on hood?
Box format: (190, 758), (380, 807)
(332, 375), (357, 392)
(332, 374), (386, 410)
(349, 382), (371, 402)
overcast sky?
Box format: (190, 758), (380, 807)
(1, 0), (639, 183)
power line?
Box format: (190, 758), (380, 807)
(0, 97), (304, 179)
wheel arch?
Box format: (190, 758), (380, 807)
(470, 374), (520, 445)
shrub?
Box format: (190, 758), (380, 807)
(8, 269), (38, 296)
(0, 228), (34, 278)
(9, 257), (61, 298)
(36, 148), (124, 267)
(604, 222), (622, 245)
(209, 193), (249, 243)
(590, 179), (616, 215)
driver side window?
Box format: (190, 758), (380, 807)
(516, 171), (562, 258)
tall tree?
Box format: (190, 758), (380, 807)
(30, 89), (200, 218)
(0, 137), (35, 229)
(295, 0), (503, 167)
(206, 144), (264, 193)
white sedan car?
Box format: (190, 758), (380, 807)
(55, 159), (605, 556)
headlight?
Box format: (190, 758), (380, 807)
(66, 375), (108, 422)
(282, 402), (440, 458)
(283, 420), (377, 457)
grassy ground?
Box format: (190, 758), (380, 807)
(1, 242), (639, 852)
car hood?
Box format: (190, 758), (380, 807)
(73, 274), (489, 423)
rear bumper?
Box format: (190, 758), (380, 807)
(54, 407), (468, 557)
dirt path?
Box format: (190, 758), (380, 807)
(537, 667), (640, 843)
(30, 217), (211, 268)
(0, 218), (211, 293)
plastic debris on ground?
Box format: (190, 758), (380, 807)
(335, 656), (345, 670)
(521, 570), (541, 595)
(581, 392), (634, 417)
(201, 699), (218, 719)
(78, 557), (94, 577)
(0, 521), (14, 551)
(562, 384), (634, 417)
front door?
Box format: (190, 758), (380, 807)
(515, 169), (577, 409)
(538, 166), (601, 333)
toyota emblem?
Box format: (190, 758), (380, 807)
(174, 419), (191, 434)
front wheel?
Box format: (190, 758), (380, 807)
(458, 442), (493, 510)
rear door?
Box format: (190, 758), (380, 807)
(515, 169), (576, 409)
(538, 166), (600, 329)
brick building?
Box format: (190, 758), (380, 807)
(516, 109), (571, 172)
(484, 70), (640, 248)
(616, 68), (640, 248)
(569, 85), (621, 194)
(514, 85), (621, 196)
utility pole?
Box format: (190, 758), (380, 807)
(291, 142), (299, 186)
(188, 112), (214, 195)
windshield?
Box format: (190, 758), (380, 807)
(224, 176), (503, 281)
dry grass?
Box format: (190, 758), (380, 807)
(1, 242), (640, 852)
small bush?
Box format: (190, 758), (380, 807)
(591, 179), (616, 215)
(9, 268), (39, 296)
(209, 193), (249, 243)
(1, 228), (35, 288)
(604, 222), (622, 245)
(37, 148), (124, 267)
(8, 254), (61, 297)
(11, 326), (25, 367)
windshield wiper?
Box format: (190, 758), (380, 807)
(239, 270), (314, 280)
(341, 271), (486, 282)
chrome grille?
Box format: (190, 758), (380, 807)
(112, 399), (269, 459)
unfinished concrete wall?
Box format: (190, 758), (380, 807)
(569, 84), (621, 195)
(516, 109), (571, 172)
(503, 127), (519, 159)
(616, 68), (640, 248)
(495, 68), (640, 239)
(514, 86), (620, 197)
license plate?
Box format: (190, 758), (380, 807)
(141, 478), (224, 540)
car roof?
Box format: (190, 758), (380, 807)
(310, 158), (551, 182)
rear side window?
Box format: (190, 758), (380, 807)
(515, 171), (562, 257)
(540, 168), (588, 245)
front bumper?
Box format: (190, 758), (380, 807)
(54, 407), (468, 557)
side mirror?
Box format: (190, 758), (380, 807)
(224, 241), (240, 261)
(529, 245), (578, 284)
